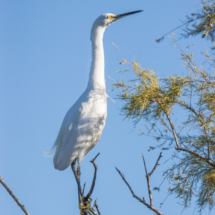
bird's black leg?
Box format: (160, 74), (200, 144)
(77, 162), (84, 197)
(71, 161), (88, 215)
(71, 160), (82, 204)
(76, 163), (89, 215)
(76, 163), (81, 183)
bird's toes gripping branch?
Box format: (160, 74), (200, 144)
(79, 196), (93, 215)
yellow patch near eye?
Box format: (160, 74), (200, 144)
(107, 15), (116, 20)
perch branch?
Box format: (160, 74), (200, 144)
(84, 152), (100, 202)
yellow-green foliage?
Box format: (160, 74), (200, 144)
(182, 0), (215, 43)
(111, 1), (215, 213)
(112, 43), (215, 212)
(156, 1), (215, 46)
(114, 62), (190, 123)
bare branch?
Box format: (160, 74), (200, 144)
(148, 152), (162, 176)
(89, 206), (97, 215)
(142, 154), (153, 207)
(84, 152), (100, 202)
(0, 176), (30, 215)
(165, 113), (180, 148)
(115, 167), (147, 204)
(176, 148), (215, 168)
(82, 182), (86, 195)
(203, 127), (210, 159)
(142, 153), (162, 208)
(94, 199), (101, 215)
(91, 152), (100, 163)
(142, 154), (148, 175)
(116, 167), (163, 215)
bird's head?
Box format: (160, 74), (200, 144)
(92, 10), (143, 28)
(90, 10), (142, 41)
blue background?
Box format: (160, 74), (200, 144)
(0, 0), (212, 214)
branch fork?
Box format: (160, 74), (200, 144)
(79, 152), (102, 215)
(116, 152), (163, 215)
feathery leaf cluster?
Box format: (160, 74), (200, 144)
(112, 43), (215, 213)
(182, 0), (215, 43)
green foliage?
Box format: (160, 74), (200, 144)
(112, 1), (215, 212)
(156, 1), (215, 47)
(182, 0), (215, 42)
(112, 42), (215, 213)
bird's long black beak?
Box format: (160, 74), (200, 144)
(114, 10), (143, 21)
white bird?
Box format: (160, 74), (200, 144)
(52, 10), (142, 213)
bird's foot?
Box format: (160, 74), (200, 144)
(79, 196), (92, 215)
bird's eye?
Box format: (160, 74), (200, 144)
(107, 15), (116, 20)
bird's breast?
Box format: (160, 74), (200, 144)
(74, 91), (107, 158)
(80, 89), (107, 119)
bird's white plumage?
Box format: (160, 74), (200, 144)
(53, 88), (107, 170)
(53, 14), (111, 170)
(52, 11), (142, 171)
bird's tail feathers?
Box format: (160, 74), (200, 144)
(42, 147), (56, 157)
(44, 126), (64, 158)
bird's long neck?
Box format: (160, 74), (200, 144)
(87, 26), (106, 90)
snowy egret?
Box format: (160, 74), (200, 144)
(52, 10), (142, 213)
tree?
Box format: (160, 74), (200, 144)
(182, 0), (215, 43)
(157, 0), (215, 46)
(2, 1), (215, 215)
(113, 1), (215, 214)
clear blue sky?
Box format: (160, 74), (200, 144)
(0, 0), (212, 215)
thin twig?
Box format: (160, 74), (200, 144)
(82, 182), (86, 195)
(89, 206), (97, 215)
(0, 176), (30, 215)
(203, 127), (210, 159)
(165, 113), (180, 149)
(142, 155), (153, 207)
(142, 153), (162, 208)
(155, 15), (204, 43)
(180, 205), (185, 215)
(116, 167), (163, 215)
(115, 168), (147, 204)
(111, 43), (133, 69)
(91, 152), (100, 163)
(176, 148), (215, 168)
(84, 153), (100, 202)
(142, 154), (148, 175)
(160, 192), (171, 207)
(94, 199), (101, 215)
(148, 152), (162, 176)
